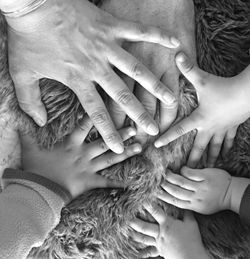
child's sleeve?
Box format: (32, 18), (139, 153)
(0, 168), (72, 259)
(239, 184), (250, 226)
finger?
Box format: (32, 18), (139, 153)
(131, 231), (156, 246)
(157, 191), (191, 210)
(161, 181), (194, 201)
(143, 203), (166, 225)
(108, 74), (134, 129)
(88, 127), (137, 159)
(175, 52), (209, 90)
(87, 174), (124, 190)
(113, 19), (180, 49)
(141, 247), (160, 258)
(129, 218), (159, 238)
(108, 46), (177, 107)
(135, 86), (157, 118)
(180, 167), (205, 181)
(12, 74), (47, 127)
(155, 114), (198, 148)
(69, 115), (93, 145)
(207, 133), (224, 167)
(165, 171), (196, 191)
(92, 143), (142, 172)
(222, 127), (238, 157)
(187, 132), (210, 168)
(75, 84), (124, 154)
(159, 71), (179, 132)
(95, 68), (159, 136)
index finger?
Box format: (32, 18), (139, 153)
(113, 19), (180, 49)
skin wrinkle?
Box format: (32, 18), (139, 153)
(0, 0), (250, 258)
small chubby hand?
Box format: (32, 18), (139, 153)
(129, 203), (210, 259)
(21, 115), (142, 198)
(157, 167), (232, 214)
(155, 52), (250, 167)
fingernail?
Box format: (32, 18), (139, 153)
(170, 37), (180, 47)
(114, 143), (124, 154)
(35, 115), (46, 127)
(154, 140), (163, 148)
(133, 144), (142, 153)
(176, 52), (187, 63)
(128, 128), (137, 137)
(163, 93), (177, 106)
(147, 123), (159, 136)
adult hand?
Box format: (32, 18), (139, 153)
(21, 115), (142, 198)
(103, 0), (196, 137)
(7, 0), (178, 154)
(155, 53), (250, 167)
(129, 204), (210, 259)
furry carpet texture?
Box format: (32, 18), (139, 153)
(0, 0), (250, 258)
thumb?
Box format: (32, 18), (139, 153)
(175, 52), (207, 90)
(13, 74), (47, 127)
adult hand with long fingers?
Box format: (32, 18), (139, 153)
(155, 52), (250, 167)
(104, 0), (196, 137)
(4, 0), (178, 154)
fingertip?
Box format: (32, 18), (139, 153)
(154, 140), (163, 148)
(127, 127), (137, 137)
(112, 142), (125, 154)
(34, 106), (47, 127)
(170, 37), (181, 48)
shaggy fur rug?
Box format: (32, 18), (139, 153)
(0, 0), (250, 259)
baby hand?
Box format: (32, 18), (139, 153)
(129, 203), (210, 259)
(21, 116), (142, 199)
(157, 167), (232, 214)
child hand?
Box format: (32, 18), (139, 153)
(155, 53), (250, 168)
(129, 204), (210, 259)
(157, 167), (232, 214)
(21, 116), (142, 199)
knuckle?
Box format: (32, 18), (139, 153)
(90, 109), (109, 125)
(136, 23), (148, 37)
(106, 157), (114, 166)
(116, 89), (134, 105)
(137, 112), (151, 126)
(99, 141), (108, 151)
(131, 62), (144, 77)
(105, 133), (120, 143)
(152, 80), (164, 94)
(100, 69), (113, 82)
(193, 145), (206, 153)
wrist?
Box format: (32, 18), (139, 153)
(4, 0), (53, 32)
(228, 177), (250, 214)
(235, 65), (250, 115)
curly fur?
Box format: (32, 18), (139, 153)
(0, 0), (250, 258)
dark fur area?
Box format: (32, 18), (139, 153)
(0, 0), (250, 258)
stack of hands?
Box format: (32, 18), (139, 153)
(3, 0), (250, 258)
